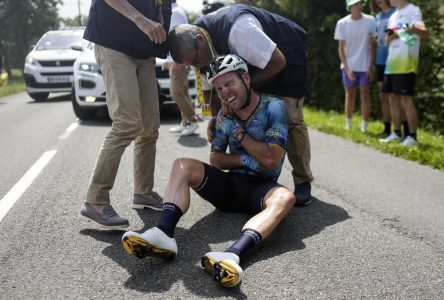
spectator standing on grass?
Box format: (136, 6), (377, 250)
(165, 0), (200, 136)
(380, 0), (427, 146)
(79, 0), (171, 228)
(371, 0), (396, 137)
(334, 0), (377, 133)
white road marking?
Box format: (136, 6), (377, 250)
(0, 150), (57, 222)
(58, 121), (79, 140)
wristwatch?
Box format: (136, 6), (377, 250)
(235, 131), (246, 143)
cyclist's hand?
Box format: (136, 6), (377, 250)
(207, 117), (217, 142)
(221, 102), (235, 116)
(231, 121), (245, 142)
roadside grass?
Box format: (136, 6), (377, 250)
(305, 107), (444, 171)
(1, 74), (442, 170)
(0, 69), (26, 98)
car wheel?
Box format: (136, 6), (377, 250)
(71, 87), (97, 120)
(28, 92), (49, 102)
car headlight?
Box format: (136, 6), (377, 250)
(26, 57), (37, 65)
(79, 63), (100, 73)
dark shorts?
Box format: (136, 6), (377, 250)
(193, 163), (282, 215)
(341, 69), (371, 88)
(382, 73), (416, 96)
(375, 64), (386, 82)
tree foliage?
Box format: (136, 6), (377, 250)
(60, 15), (88, 28)
(0, 0), (62, 70)
(414, 1), (444, 132)
(0, 0), (442, 132)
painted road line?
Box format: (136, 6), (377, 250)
(0, 150), (57, 222)
(58, 120), (79, 140)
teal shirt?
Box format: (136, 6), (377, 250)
(375, 8), (396, 65)
(211, 95), (288, 182)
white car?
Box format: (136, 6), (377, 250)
(23, 28), (86, 102)
(71, 42), (197, 120)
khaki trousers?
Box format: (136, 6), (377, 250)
(281, 97), (314, 186)
(169, 63), (197, 125)
(86, 45), (160, 205)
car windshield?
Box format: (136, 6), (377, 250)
(36, 32), (84, 50)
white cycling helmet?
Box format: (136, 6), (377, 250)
(207, 54), (249, 85)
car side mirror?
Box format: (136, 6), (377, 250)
(71, 43), (83, 51)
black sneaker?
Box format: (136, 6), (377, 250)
(294, 182), (312, 207)
(132, 192), (163, 211)
(80, 203), (129, 228)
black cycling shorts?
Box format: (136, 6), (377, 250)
(382, 73), (416, 96)
(193, 163), (282, 215)
(375, 64), (386, 82)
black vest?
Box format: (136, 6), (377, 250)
(194, 4), (307, 98)
(84, 0), (171, 59)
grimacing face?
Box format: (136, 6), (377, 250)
(212, 72), (249, 112)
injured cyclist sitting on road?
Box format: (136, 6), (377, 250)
(121, 54), (296, 288)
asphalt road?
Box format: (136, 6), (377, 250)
(0, 92), (443, 299)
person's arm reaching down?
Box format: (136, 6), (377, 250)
(338, 40), (355, 81)
(250, 48), (286, 90)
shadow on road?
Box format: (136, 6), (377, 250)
(177, 134), (208, 148)
(241, 197), (350, 269)
(75, 105), (185, 126)
(80, 197), (349, 297)
(26, 93), (71, 103)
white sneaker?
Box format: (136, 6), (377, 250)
(401, 136), (418, 146)
(380, 132), (401, 143)
(201, 251), (243, 288)
(345, 119), (352, 131)
(122, 227), (178, 260)
(169, 124), (186, 133)
(180, 122), (199, 136)
(360, 121), (368, 133)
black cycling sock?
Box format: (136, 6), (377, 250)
(403, 121), (409, 137)
(384, 122), (391, 134)
(156, 202), (183, 238)
(394, 129), (401, 137)
(224, 229), (262, 258)
(409, 132), (417, 140)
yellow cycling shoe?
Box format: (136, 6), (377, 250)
(122, 227), (177, 260)
(201, 251), (243, 288)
